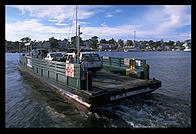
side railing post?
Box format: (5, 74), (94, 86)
(86, 71), (92, 91)
(109, 57), (111, 66)
(119, 58), (121, 67)
(144, 64), (149, 80)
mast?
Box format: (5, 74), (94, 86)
(77, 25), (80, 58)
(76, 5), (77, 40)
(76, 5), (80, 63)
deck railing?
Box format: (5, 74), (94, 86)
(19, 55), (83, 90)
(101, 56), (148, 79)
(102, 56), (129, 68)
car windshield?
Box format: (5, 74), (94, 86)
(50, 54), (55, 57)
(32, 50), (39, 55)
(55, 53), (63, 57)
(50, 53), (63, 58)
(83, 54), (100, 62)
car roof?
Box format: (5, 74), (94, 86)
(80, 52), (96, 54)
(66, 52), (98, 57)
(48, 52), (63, 54)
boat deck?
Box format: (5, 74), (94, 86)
(91, 70), (157, 93)
(18, 63), (161, 109)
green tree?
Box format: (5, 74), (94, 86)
(155, 40), (162, 48)
(91, 36), (98, 42)
(108, 38), (117, 49)
(15, 41), (20, 52)
(168, 40), (175, 47)
(71, 36), (84, 47)
(117, 39), (124, 48)
(20, 37), (31, 43)
(20, 37), (31, 53)
(126, 40), (133, 46)
(49, 37), (58, 50)
(176, 40), (183, 47)
(100, 39), (108, 44)
(148, 40), (154, 46)
(71, 36), (76, 47)
(108, 38), (116, 44)
(90, 36), (99, 49)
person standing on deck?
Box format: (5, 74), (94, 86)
(68, 56), (74, 63)
(74, 50), (79, 63)
(81, 57), (88, 77)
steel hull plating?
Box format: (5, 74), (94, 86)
(18, 64), (161, 110)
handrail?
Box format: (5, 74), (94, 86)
(102, 56), (146, 69)
(19, 56), (83, 90)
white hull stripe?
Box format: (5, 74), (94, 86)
(47, 82), (91, 108)
(110, 88), (154, 101)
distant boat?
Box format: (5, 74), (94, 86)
(124, 48), (141, 52)
(184, 47), (191, 52)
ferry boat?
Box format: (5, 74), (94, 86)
(18, 53), (161, 110)
(18, 6), (161, 110)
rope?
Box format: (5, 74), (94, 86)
(67, 7), (76, 42)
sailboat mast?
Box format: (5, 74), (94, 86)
(133, 30), (136, 46)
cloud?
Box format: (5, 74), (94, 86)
(10, 5), (108, 23)
(5, 18), (141, 41)
(81, 25), (141, 40)
(141, 5), (191, 34)
(55, 23), (68, 26)
(156, 5), (191, 33)
(6, 19), (70, 41)
(125, 5), (191, 41)
(106, 14), (113, 18)
(105, 9), (122, 18)
(10, 5), (73, 24)
(115, 9), (122, 13)
(6, 5), (191, 41)
(6, 17), (190, 42)
(48, 19), (58, 22)
(100, 22), (107, 27)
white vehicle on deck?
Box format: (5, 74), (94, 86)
(66, 51), (102, 72)
(45, 52), (63, 61)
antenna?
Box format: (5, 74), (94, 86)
(76, 5), (78, 45)
(133, 30), (136, 47)
(133, 31), (136, 42)
(67, 7), (75, 44)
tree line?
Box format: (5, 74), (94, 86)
(5, 36), (191, 52)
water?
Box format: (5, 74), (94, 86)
(5, 51), (191, 128)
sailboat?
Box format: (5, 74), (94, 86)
(124, 31), (141, 52)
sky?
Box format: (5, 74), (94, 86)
(5, 5), (191, 42)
